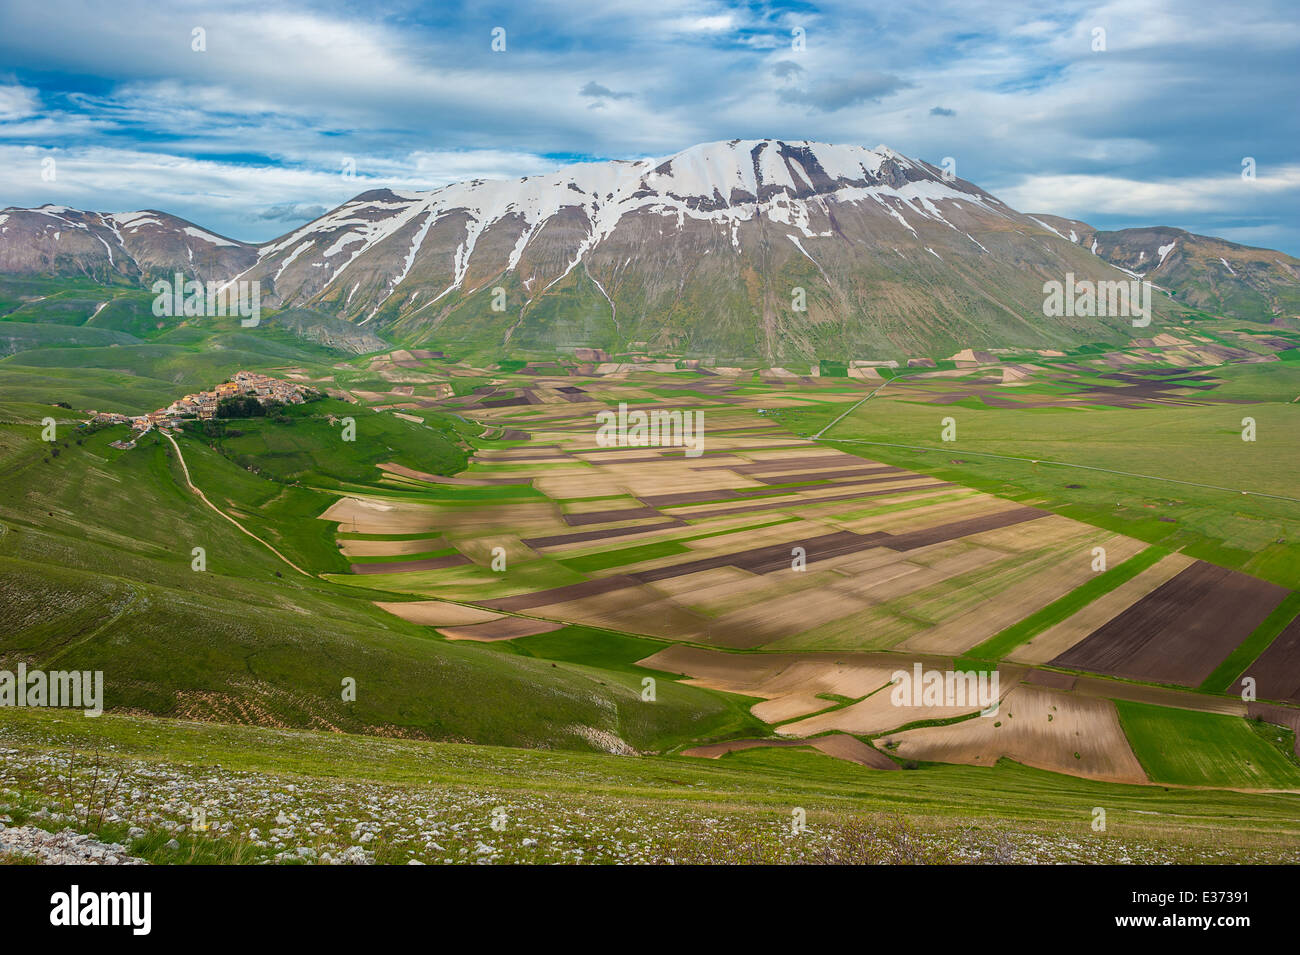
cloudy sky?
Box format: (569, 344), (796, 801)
(1, 0), (1296, 252)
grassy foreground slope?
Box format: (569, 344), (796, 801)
(2, 707), (1298, 864)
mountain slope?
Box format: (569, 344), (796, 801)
(1032, 214), (1300, 324)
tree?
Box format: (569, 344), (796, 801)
(216, 396), (265, 419)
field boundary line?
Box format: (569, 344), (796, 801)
(161, 430), (314, 578)
(811, 375), (901, 439)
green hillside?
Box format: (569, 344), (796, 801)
(0, 416), (756, 752)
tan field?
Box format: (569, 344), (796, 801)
(878, 684), (1149, 784)
(670, 568), (845, 620)
(896, 539), (1009, 577)
(637, 565), (756, 600)
(524, 586), (714, 639)
(418, 501), (563, 537)
(438, 617), (564, 641)
(901, 529), (1147, 655)
(340, 537), (446, 557)
(776, 672), (1008, 737)
(1009, 553), (1198, 664)
(640, 644), (915, 724)
(321, 496), (441, 535)
(373, 600), (504, 626)
(701, 581), (881, 649)
(531, 472), (642, 499)
(682, 733), (898, 769)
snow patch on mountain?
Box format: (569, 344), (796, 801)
(786, 234), (831, 285)
(1027, 216), (1065, 239)
(182, 226), (240, 248)
(252, 139), (1003, 308)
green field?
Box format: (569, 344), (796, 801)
(1117, 701), (1300, 789)
(777, 360), (1300, 586)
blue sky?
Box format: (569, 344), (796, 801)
(1, 0), (1297, 253)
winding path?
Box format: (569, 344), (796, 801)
(161, 430), (313, 577)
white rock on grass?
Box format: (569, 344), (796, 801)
(0, 826), (145, 865)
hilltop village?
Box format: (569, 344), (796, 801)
(88, 371), (312, 440)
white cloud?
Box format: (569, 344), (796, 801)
(999, 166), (1300, 218)
(0, 0), (1295, 251)
(0, 84), (39, 121)
(668, 14), (734, 32)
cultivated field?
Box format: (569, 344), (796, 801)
(2, 316), (1299, 863)
(280, 342), (1300, 796)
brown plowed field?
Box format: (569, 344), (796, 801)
(879, 685), (1148, 784)
(1244, 614), (1300, 704)
(1052, 562), (1287, 686)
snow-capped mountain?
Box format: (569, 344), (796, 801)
(236, 139), (1161, 357)
(0, 206), (257, 282)
(1032, 215), (1300, 324)
(4, 140), (1295, 357)
(253, 140), (1012, 323)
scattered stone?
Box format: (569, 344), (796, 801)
(0, 827), (145, 865)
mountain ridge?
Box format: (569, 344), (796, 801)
(4, 139), (1297, 359)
